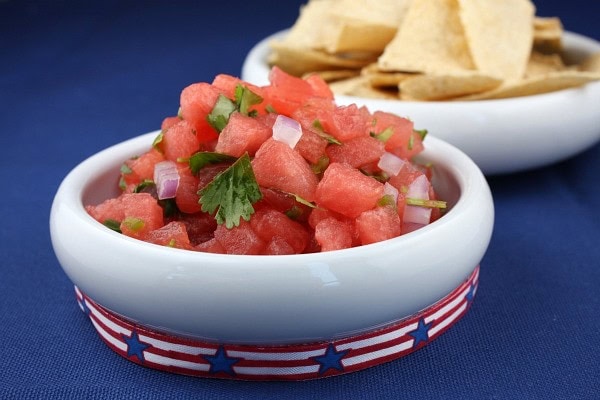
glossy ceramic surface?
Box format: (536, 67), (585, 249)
(50, 132), (494, 344)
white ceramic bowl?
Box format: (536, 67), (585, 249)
(50, 132), (493, 345)
(242, 30), (600, 175)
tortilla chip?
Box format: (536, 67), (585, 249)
(273, 0), (412, 55)
(273, 1), (336, 51)
(302, 69), (361, 83)
(268, 42), (376, 77)
(458, 0), (535, 80)
(525, 52), (565, 78)
(534, 16), (563, 31)
(368, 71), (416, 88)
(399, 72), (502, 101)
(455, 71), (600, 100)
(268, 0), (593, 102)
(329, 75), (399, 99)
(579, 52), (600, 73)
(378, 0), (475, 74)
(533, 16), (563, 53)
(324, 0), (414, 53)
(327, 21), (398, 54)
(360, 64), (416, 88)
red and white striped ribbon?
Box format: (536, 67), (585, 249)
(74, 266), (478, 381)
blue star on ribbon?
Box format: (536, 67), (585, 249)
(203, 346), (241, 376)
(465, 283), (476, 303)
(409, 317), (433, 348)
(122, 329), (150, 363)
(312, 343), (350, 375)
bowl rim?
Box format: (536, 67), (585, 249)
(54, 131), (488, 263)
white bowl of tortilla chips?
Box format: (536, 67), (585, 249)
(241, 0), (600, 175)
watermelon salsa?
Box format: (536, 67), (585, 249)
(86, 67), (446, 255)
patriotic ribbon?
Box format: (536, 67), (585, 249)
(75, 266), (478, 381)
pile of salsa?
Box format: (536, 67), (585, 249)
(86, 67), (445, 254)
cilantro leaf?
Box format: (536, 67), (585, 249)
(152, 131), (164, 152)
(290, 193), (317, 209)
(119, 163), (133, 190)
(310, 155), (330, 175)
(312, 119), (341, 145)
(159, 198), (179, 217)
(234, 84), (263, 116)
(133, 179), (155, 193)
(377, 194), (397, 208)
(198, 153), (262, 229)
(103, 219), (122, 233)
(405, 198), (447, 209)
(207, 94), (237, 132)
(414, 128), (428, 140)
(206, 85), (263, 133)
(188, 151), (236, 175)
(122, 217), (145, 232)
(120, 163), (133, 175)
(370, 126), (394, 142)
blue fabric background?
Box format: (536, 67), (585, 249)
(1, 1), (598, 398)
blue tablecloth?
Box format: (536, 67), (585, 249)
(2, 1), (599, 398)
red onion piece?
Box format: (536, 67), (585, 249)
(403, 175), (432, 225)
(153, 160), (180, 200)
(272, 115), (302, 149)
(377, 152), (406, 177)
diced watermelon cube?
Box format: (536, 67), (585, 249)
(292, 97), (336, 131)
(175, 165), (202, 214)
(194, 238), (226, 254)
(180, 82), (221, 143)
(252, 138), (318, 202)
(295, 127), (329, 165)
(263, 66), (333, 116)
(314, 217), (353, 252)
(146, 221), (191, 249)
(87, 193), (163, 239)
(371, 111), (423, 160)
(121, 148), (165, 191)
(326, 135), (385, 168)
(355, 206), (402, 245)
(160, 119), (200, 162)
(315, 162), (384, 218)
(308, 207), (345, 229)
(304, 73), (335, 100)
(211, 74), (244, 99)
(86, 197), (125, 224)
(249, 208), (310, 254)
(161, 116), (181, 132)
(215, 112), (272, 157)
(327, 104), (371, 142)
(118, 193), (164, 238)
(263, 236), (296, 255)
(213, 220), (265, 255)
